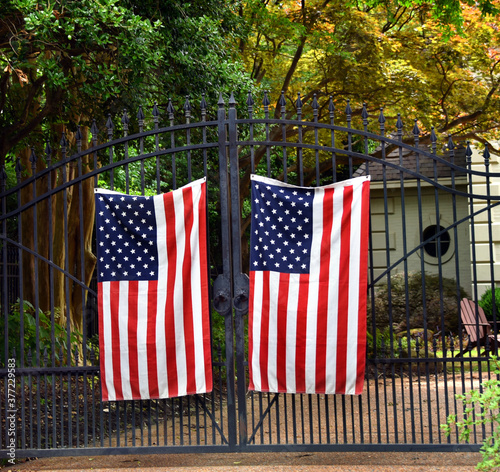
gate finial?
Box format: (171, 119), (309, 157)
(137, 105), (144, 122)
(229, 92), (236, 108)
(412, 118), (419, 137)
(201, 93), (207, 120)
(184, 96), (192, 119)
(466, 141), (472, 165)
(218, 92), (225, 108)
(15, 157), (22, 183)
(396, 113), (403, 134)
(484, 144), (490, 166)
(345, 99), (352, 121)
(328, 96), (335, 116)
(45, 141), (52, 166)
(362, 103), (369, 128)
(29, 147), (37, 173)
(430, 126), (437, 154)
(0, 165), (7, 191)
(295, 92), (302, 115)
(91, 119), (99, 140)
(167, 98), (175, 121)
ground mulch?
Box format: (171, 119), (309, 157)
(2, 451), (482, 471)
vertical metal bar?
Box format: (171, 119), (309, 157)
(106, 116), (114, 190)
(29, 149), (42, 450)
(137, 107), (146, 195)
(122, 111), (130, 193)
(153, 103), (161, 193)
(345, 101), (353, 177)
(263, 92), (271, 177)
(215, 92), (237, 450)
(296, 94), (304, 186)
(184, 97), (192, 182)
(484, 146), (497, 343)
(15, 158), (26, 450)
(279, 91), (288, 183)
(228, 92), (249, 449)
(168, 99), (176, 190)
(329, 98), (336, 183)
(312, 95), (320, 185)
(1, 166), (7, 451)
(247, 92), (255, 173)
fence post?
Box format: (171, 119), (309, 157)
(213, 93), (238, 449)
(227, 93), (249, 448)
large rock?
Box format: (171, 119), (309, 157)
(368, 272), (469, 335)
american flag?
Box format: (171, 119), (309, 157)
(95, 178), (212, 401)
(248, 174), (370, 395)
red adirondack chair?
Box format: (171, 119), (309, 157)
(459, 298), (500, 355)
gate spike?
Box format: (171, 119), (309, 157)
(483, 144), (491, 165)
(345, 99), (352, 118)
(152, 102), (160, 117)
(412, 119), (420, 137)
(262, 91), (270, 107)
(278, 90), (286, 106)
(91, 119), (99, 138)
(295, 92), (302, 114)
(246, 91), (254, 107)
(75, 125), (83, 142)
(448, 135), (455, 151)
(430, 126), (437, 143)
(106, 114), (114, 130)
(362, 103), (369, 123)
(0, 165), (7, 190)
(167, 98), (175, 120)
(29, 147), (37, 172)
(396, 113), (403, 132)
(137, 105), (145, 122)
(465, 141), (472, 164)
(328, 96), (335, 114)
(200, 93), (207, 112)
(378, 107), (385, 124)
(45, 141), (52, 166)
(218, 92), (225, 108)
(228, 91), (236, 108)
(60, 132), (68, 149)
(121, 109), (130, 126)
(15, 157), (23, 182)
(184, 96), (192, 118)
(312, 94), (319, 110)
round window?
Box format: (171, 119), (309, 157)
(422, 225), (451, 258)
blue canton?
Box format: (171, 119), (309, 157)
(95, 192), (159, 282)
(250, 180), (314, 274)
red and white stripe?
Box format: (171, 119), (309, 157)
(98, 178), (212, 401)
(249, 176), (370, 395)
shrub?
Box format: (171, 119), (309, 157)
(442, 356), (500, 471)
(0, 300), (83, 367)
(479, 288), (500, 322)
(369, 272), (468, 334)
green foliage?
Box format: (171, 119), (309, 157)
(442, 356), (500, 471)
(479, 288), (500, 322)
(0, 300), (83, 367)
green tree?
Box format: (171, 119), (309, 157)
(0, 0), (252, 338)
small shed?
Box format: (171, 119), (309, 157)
(355, 146), (472, 293)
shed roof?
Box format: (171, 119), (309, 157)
(354, 145), (467, 181)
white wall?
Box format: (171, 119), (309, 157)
(470, 146), (500, 298)
(369, 181), (472, 295)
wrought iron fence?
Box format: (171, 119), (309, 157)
(1, 91), (499, 458)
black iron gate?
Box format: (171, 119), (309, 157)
(1, 91), (499, 458)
